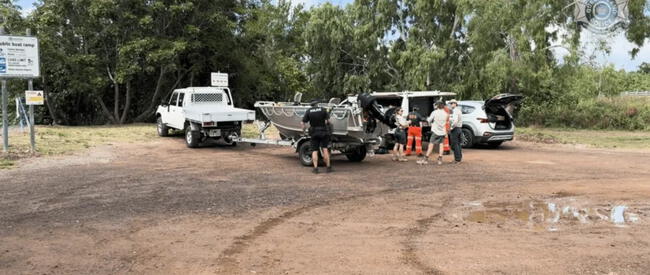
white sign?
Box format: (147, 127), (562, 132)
(211, 72), (228, 87)
(0, 36), (40, 78)
(25, 90), (44, 105)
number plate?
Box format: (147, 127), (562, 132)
(209, 129), (221, 137)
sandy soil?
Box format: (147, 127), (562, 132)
(1, 137), (649, 274)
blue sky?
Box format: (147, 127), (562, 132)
(16, 0), (650, 71)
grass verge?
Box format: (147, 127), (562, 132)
(517, 127), (650, 150)
(3, 124), (156, 160)
(1, 123), (279, 167)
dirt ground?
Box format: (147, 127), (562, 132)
(1, 135), (649, 275)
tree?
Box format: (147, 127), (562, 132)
(639, 62), (650, 74)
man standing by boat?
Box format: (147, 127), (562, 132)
(419, 101), (449, 165)
(302, 100), (332, 174)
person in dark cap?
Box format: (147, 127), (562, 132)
(301, 99), (332, 173)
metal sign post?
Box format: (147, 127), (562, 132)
(26, 29), (35, 152)
(0, 25), (6, 153)
(28, 81), (35, 152)
(1, 79), (6, 153)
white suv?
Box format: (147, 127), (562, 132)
(458, 94), (523, 148)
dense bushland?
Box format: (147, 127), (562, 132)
(0, 0), (648, 129)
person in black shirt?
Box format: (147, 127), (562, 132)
(301, 100), (332, 173)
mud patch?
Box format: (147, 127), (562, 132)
(465, 198), (644, 231)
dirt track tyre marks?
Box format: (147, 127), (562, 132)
(401, 196), (453, 275)
(214, 186), (423, 273)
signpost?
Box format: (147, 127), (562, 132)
(211, 72), (228, 87)
(0, 29), (40, 153)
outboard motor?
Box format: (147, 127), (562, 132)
(358, 93), (391, 126)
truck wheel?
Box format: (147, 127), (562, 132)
(345, 146), (367, 162)
(185, 125), (200, 148)
(157, 117), (169, 137)
(461, 128), (475, 148)
(298, 141), (314, 167)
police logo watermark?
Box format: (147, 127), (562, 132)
(574, 0), (629, 34)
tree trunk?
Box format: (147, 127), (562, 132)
(134, 67), (167, 122)
(107, 66), (121, 122)
(114, 83), (120, 122)
(96, 95), (117, 124)
(120, 81), (131, 124)
(41, 75), (60, 125)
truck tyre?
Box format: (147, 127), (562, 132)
(157, 117), (169, 137)
(345, 146), (367, 162)
(185, 125), (200, 148)
(461, 128), (475, 148)
(298, 141), (314, 167)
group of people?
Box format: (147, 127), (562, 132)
(391, 100), (463, 165)
(300, 99), (463, 174)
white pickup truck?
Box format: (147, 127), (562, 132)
(156, 86), (255, 148)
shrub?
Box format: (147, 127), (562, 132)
(518, 97), (650, 130)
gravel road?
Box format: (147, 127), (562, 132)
(1, 137), (649, 274)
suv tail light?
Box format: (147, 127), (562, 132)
(477, 118), (489, 123)
(203, 121), (215, 127)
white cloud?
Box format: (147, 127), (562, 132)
(549, 25), (650, 72)
(20, 7), (35, 17)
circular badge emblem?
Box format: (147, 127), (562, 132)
(582, 0), (625, 34)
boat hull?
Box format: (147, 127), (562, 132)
(255, 102), (370, 143)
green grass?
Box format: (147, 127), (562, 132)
(0, 158), (14, 169)
(1, 122), (280, 165)
(3, 124), (156, 159)
(241, 122), (280, 139)
(517, 127), (650, 149)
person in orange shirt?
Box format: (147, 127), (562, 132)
(405, 107), (424, 156)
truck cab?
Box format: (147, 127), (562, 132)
(156, 86), (255, 148)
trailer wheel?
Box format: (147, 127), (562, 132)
(157, 117), (169, 137)
(185, 125), (200, 148)
(298, 141), (314, 166)
(345, 146), (367, 162)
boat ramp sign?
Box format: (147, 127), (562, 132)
(25, 90), (44, 105)
(0, 35), (40, 78)
(211, 72), (228, 87)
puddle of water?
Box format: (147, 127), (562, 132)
(611, 205), (627, 224)
(466, 200), (640, 230)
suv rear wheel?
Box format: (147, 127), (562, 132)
(461, 128), (475, 148)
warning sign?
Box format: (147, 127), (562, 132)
(25, 90), (44, 105)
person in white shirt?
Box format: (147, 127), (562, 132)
(448, 99), (463, 163)
(392, 107), (410, 162)
(419, 101), (449, 165)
